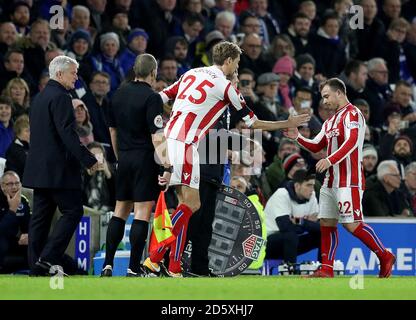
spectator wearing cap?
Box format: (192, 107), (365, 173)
(193, 30), (224, 68)
(310, 11), (347, 79)
(287, 12), (313, 56)
(273, 55), (295, 109)
(72, 98), (94, 146)
(264, 169), (320, 265)
(363, 160), (407, 216)
(165, 36), (191, 77)
(239, 33), (270, 76)
(119, 28), (149, 76)
(10, 1), (31, 36)
(106, 7), (132, 51)
(90, 32), (125, 95)
(362, 143), (379, 178)
(252, 72), (287, 165)
(280, 153), (308, 187)
(362, 58), (392, 129)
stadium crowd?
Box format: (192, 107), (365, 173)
(1, 0), (416, 274)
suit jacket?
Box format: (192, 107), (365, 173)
(23, 80), (96, 189)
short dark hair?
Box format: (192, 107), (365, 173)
(239, 68), (255, 78)
(345, 59), (366, 77)
(353, 98), (369, 108)
(319, 78), (346, 95)
(395, 79), (412, 89)
(212, 41), (242, 65)
(0, 95), (13, 107)
(292, 169), (315, 184)
(183, 12), (205, 26)
(291, 12), (310, 24)
(4, 49), (23, 62)
(295, 86), (313, 97)
(321, 10), (339, 27)
(91, 71), (110, 82)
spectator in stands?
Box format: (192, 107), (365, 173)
(159, 55), (179, 85)
(355, 0), (386, 61)
(363, 160), (407, 216)
(291, 54), (320, 107)
(379, 18), (416, 84)
(243, 0), (280, 47)
(280, 152), (308, 187)
(251, 72), (286, 164)
(3, 78), (31, 121)
(379, 0), (402, 30)
(311, 11), (346, 78)
(288, 87), (314, 119)
(119, 28), (149, 76)
(215, 11), (237, 43)
(339, 60), (368, 102)
(362, 57), (392, 128)
(18, 19), (52, 83)
(165, 36), (191, 77)
(287, 12), (313, 56)
(354, 98), (380, 145)
(0, 22), (18, 60)
(176, 13), (205, 63)
(273, 55), (295, 109)
(91, 32), (125, 95)
(82, 142), (115, 212)
(381, 135), (414, 178)
(0, 171), (30, 274)
(264, 169), (320, 265)
(5, 115), (30, 179)
(239, 12), (262, 37)
(298, 0), (319, 32)
(239, 33), (270, 76)
(386, 81), (416, 126)
(237, 68), (258, 105)
(70, 5), (96, 42)
(50, 10), (70, 49)
(82, 72), (114, 162)
(264, 34), (295, 71)
(72, 98), (94, 146)
(107, 8), (131, 51)
(86, 0), (110, 34)
(10, 1), (31, 36)
(38, 72), (49, 93)
(135, 0), (180, 58)
(362, 143), (379, 178)
(192, 30), (225, 68)
(265, 137), (300, 193)
(400, 162), (416, 217)
(0, 49), (36, 96)
(0, 96), (14, 159)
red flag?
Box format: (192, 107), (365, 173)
(149, 191), (176, 254)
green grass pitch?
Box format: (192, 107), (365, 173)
(1, 275), (416, 300)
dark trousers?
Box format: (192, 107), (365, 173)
(0, 235), (28, 273)
(265, 226), (321, 263)
(188, 180), (219, 274)
(28, 188), (83, 269)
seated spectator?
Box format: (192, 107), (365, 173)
(0, 96), (14, 159)
(90, 32), (125, 95)
(380, 135), (414, 178)
(287, 12), (314, 56)
(2, 77), (30, 121)
(290, 54), (320, 107)
(69, 5), (97, 42)
(0, 49), (36, 96)
(82, 142), (115, 212)
(280, 153), (308, 187)
(165, 36), (191, 77)
(159, 55), (179, 85)
(339, 60), (368, 103)
(5, 115), (30, 179)
(362, 143), (379, 178)
(239, 33), (270, 76)
(119, 28), (149, 76)
(384, 80), (416, 126)
(175, 12), (205, 63)
(400, 162), (416, 217)
(310, 10), (346, 78)
(237, 68), (258, 105)
(10, 1), (31, 36)
(273, 55), (295, 109)
(264, 34), (295, 71)
(354, 98), (380, 145)
(363, 160), (407, 216)
(0, 22), (18, 61)
(106, 8), (131, 51)
(215, 11), (237, 43)
(192, 30), (224, 68)
(72, 99), (94, 146)
(309, 98), (336, 136)
(64, 29), (93, 81)
(265, 137), (300, 193)
(264, 169), (320, 265)
(288, 86), (314, 118)
(0, 171), (30, 273)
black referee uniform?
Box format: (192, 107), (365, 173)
(108, 81), (164, 202)
(103, 80), (164, 274)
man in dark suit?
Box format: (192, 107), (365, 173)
(23, 55), (98, 276)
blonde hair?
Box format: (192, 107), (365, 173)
(13, 114), (29, 136)
(3, 77), (30, 108)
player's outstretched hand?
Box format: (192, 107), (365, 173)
(287, 113), (310, 128)
(158, 171), (171, 191)
(283, 127), (299, 140)
(316, 159), (331, 173)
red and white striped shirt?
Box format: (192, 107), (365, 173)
(160, 66), (257, 144)
(296, 103), (366, 189)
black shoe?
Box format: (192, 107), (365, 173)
(126, 267), (147, 277)
(33, 259), (68, 277)
(101, 265), (113, 277)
